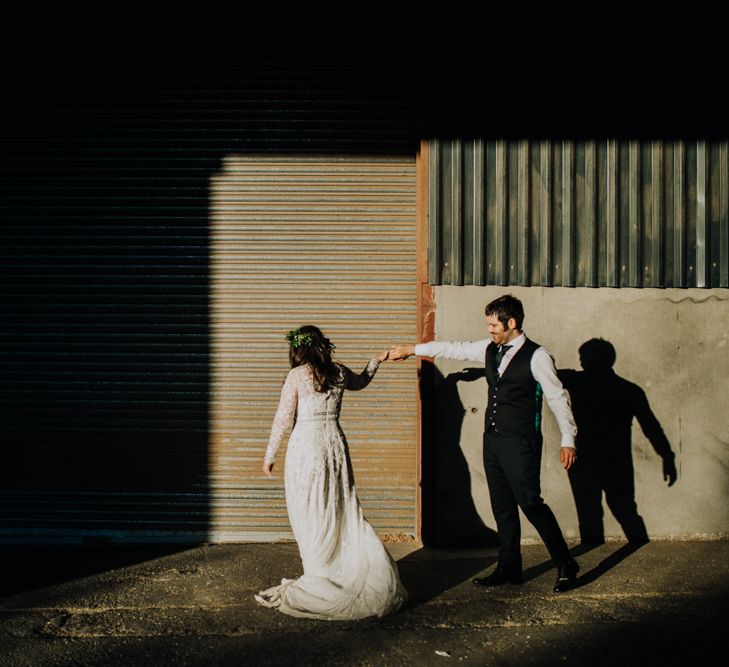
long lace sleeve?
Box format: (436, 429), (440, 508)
(343, 359), (381, 391)
(264, 369), (298, 465)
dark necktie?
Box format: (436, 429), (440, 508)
(494, 344), (512, 375)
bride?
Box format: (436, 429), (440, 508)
(255, 325), (407, 620)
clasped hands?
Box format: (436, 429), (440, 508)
(380, 345), (415, 362)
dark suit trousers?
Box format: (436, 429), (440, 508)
(483, 430), (571, 572)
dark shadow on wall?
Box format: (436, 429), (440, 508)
(0, 24), (421, 550)
(0, 54), (218, 546)
(420, 362), (498, 547)
(411, 20), (728, 141)
(558, 338), (677, 546)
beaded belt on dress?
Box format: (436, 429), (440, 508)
(297, 413), (339, 423)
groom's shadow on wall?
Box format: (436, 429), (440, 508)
(558, 338), (677, 587)
(398, 363), (498, 607)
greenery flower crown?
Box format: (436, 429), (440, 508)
(285, 328), (335, 353)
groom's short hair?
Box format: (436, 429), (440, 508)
(485, 294), (525, 330)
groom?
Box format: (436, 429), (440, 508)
(390, 294), (580, 592)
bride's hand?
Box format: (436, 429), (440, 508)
(389, 344), (415, 361)
(376, 349), (390, 362)
(263, 461), (274, 477)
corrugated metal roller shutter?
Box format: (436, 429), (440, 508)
(209, 155), (418, 541)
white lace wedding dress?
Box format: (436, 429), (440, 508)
(255, 359), (407, 620)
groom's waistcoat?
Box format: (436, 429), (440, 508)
(484, 338), (543, 436)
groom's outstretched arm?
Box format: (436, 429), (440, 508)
(390, 340), (489, 363)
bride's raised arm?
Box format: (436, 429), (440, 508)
(343, 350), (389, 391)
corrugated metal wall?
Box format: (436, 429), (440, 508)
(0, 48), (418, 543)
(209, 156), (418, 541)
(429, 138), (729, 288)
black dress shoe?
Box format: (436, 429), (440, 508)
(473, 567), (523, 587)
(553, 560), (579, 592)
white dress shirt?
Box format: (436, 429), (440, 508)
(415, 333), (577, 447)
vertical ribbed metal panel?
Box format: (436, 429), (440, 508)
(696, 141), (709, 288)
(561, 141), (575, 286)
(208, 156), (418, 541)
(720, 144), (729, 287)
(494, 141), (509, 284)
(538, 140), (552, 286)
(605, 139), (619, 286)
(429, 138), (729, 288)
(0, 50), (417, 543)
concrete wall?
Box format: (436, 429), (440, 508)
(428, 286), (729, 542)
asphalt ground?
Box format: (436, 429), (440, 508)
(1, 540), (728, 666)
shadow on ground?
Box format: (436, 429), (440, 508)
(0, 546), (189, 597)
(396, 547), (497, 608)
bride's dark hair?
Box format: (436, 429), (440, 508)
(287, 325), (340, 392)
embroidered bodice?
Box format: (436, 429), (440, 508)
(264, 359), (381, 465)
